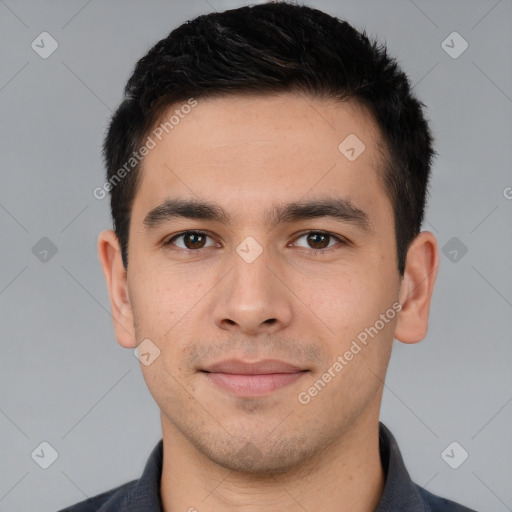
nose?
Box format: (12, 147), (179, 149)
(212, 244), (293, 335)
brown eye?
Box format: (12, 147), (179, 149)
(166, 231), (215, 250)
(306, 232), (330, 249)
(293, 231), (347, 252)
(183, 232), (206, 249)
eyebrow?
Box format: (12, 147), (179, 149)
(143, 197), (372, 232)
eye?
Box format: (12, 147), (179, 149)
(164, 230), (218, 250)
(292, 231), (348, 252)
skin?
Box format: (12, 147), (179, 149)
(98, 92), (438, 512)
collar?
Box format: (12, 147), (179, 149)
(375, 422), (429, 511)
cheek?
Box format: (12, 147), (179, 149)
(295, 264), (372, 317)
(295, 262), (398, 359)
(128, 269), (179, 339)
(128, 267), (215, 369)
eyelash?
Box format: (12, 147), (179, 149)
(163, 230), (349, 255)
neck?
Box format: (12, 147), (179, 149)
(160, 411), (385, 512)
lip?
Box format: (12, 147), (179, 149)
(202, 358), (305, 374)
(201, 359), (308, 397)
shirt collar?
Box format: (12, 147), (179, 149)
(376, 422), (429, 511)
(124, 422), (427, 511)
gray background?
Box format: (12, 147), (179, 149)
(0, 0), (511, 511)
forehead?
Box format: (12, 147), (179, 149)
(131, 93), (392, 229)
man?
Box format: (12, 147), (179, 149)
(59, 2), (477, 511)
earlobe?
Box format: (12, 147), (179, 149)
(97, 229), (137, 348)
(394, 231), (439, 344)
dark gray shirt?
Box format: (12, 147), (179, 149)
(57, 422), (477, 511)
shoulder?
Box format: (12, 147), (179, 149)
(416, 484), (478, 512)
(378, 422), (478, 512)
(56, 479), (137, 511)
(56, 439), (164, 511)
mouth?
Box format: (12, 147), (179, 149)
(200, 359), (309, 397)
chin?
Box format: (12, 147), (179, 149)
(197, 434), (315, 476)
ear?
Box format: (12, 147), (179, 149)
(394, 231), (439, 344)
(97, 229), (137, 348)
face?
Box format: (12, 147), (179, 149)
(105, 93), (416, 474)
